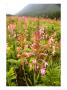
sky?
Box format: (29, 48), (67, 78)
(6, 0), (61, 15)
(6, 0), (30, 15)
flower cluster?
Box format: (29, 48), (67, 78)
(8, 23), (16, 35)
(15, 26), (50, 76)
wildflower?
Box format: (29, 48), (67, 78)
(25, 52), (32, 57)
(22, 52), (34, 58)
(23, 16), (28, 27)
(41, 68), (46, 75)
(32, 59), (36, 64)
(45, 34), (48, 39)
(36, 65), (39, 69)
(23, 16), (28, 21)
(8, 23), (16, 31)
(17, 54), (21, 58)
(8, 23), (16, 34)
(39, 27), (44, 35)
(33, 27), (45, 42)
(31, 43), (40, 51)
(39, 53), (47, 57)
(48, 36), (54, 45)
(16, 47), (21, 52)
(17, 16), (22, 21)
(17, 34), (24, 41)
(33, 31), (41, 42)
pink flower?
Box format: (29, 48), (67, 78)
(8, 23), (16, 31)
(41, 68), (46, 75)
(33, 28), (44, 42)
(48, 36), (54, 45)
(23, 16), (28, 23)
(16, 47), (21, 52)
(32, 59), (36, 64)
(23, 16), (28, 30)
(33, 30), (42, 42)
(35, 31), (41, 41)
(31, 43), (40, 51)
(8, 23), (16, 34)
(17, 16), (22, 21)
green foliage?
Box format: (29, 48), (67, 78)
(41, 61), (60, 86)
(6, 67), (16, 86)
(55, 31), (61, 41)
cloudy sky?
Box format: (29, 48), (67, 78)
(6, 0), (30, 15)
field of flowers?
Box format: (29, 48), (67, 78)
(6, 16), (61, 86)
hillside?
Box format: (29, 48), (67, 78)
(16, 4), (61, 18)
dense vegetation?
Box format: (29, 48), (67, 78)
(6, 16), (61, 86)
